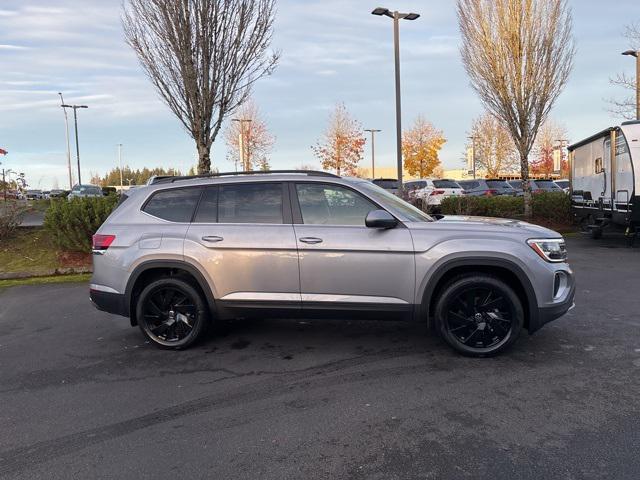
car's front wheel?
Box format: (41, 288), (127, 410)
(136, 277), (208, 349)
(434, 275), (524, 357)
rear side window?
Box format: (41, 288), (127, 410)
(218, 183), (283, 224)
(433, 180), (460, 189)
(486, 180), (510, 189)
(193, 187), (218, 223)
(509, 180), (522, 189)
(536, 180), (561, 189)
(143, 187), (201, 222)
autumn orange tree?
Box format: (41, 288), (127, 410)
(224, 100), (275, 171)
(312, 103), (365, 176)
(402, 116), (446, 178)
(530, 119), (569, 176)
(468, 113), (517, 177)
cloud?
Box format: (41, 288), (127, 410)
(0, 44), (29, 50)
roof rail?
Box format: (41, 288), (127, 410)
(148, 170), (340, 185)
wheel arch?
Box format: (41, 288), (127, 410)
(125, 260), (216, 326)
(418, 257), (539, 333)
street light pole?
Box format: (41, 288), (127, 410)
(117, 144), (123, 190)
(372, 7), (419, 189)
(622, 50), (640, 120)
(232, 118), (252, 171)
(468, 135), (477, 180)
(58, 93), (73, 189)
(364, 129), (381, 178)
(61, 103), (88, 185)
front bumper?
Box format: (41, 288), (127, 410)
(530, 278), (576, 333)
(90, 289), (128, 317)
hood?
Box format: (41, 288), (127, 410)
(408, 215), (560, 238)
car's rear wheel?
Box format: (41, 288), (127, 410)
(435, 275), (523, 357)
(136, 277), (208, 349)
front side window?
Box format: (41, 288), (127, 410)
(296, 183), (377, 226)
(143, 187), (202, 222)
(218, 183), (283, 224)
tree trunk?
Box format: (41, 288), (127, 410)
(197, 143), (211, 174)
(520, 153), (532, 218)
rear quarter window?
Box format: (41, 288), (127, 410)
(143, 187), (202, 222)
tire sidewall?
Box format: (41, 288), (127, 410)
(136, 277), (208, 349)
(435, 275), (524, 357)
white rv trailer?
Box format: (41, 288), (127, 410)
(568, 120), (640, 239)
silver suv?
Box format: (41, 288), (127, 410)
(90, 171), (575, 356)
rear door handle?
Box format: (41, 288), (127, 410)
(299, 237), (323, 244)
(201, 235), (224, 243)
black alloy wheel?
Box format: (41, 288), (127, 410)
(137, 277), (208, 349)
(435, 275), (523, 356)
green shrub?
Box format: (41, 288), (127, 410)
(440, 195), (524, 218)
(439, 191), (572, 227)
(44, 196), (119, 252)
(531, 191), (571, 225)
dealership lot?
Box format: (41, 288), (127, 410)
(0, 235), (639, 479)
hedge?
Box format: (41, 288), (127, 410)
(44, 196), (119, 252)
(439, 192), (572, 226)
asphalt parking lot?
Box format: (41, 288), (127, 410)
(1, 235), (639, 479)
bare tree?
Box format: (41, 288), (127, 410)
(224, 99), (275, 171)
(467, 113), (518, 177)
(608, 22), (640, 120)
(457, 0), (575, 216)
(122, 0), (279, 173)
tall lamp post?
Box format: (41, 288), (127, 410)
(232, 118), (252, 171)
(117, 144), (124, 190)
(371, 7), (419, 189)
(61, 103), (88, 185)
(364, 129), (381, 179)
(467, 135), (477, 179)
(58, 93), (74, 189)
(622, 50), (640, 120)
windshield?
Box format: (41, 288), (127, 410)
(486, 180), (513, 189)
(535, 180), (561, 189)
(358, 181), (433, 222)
(433, 180), (460, 189)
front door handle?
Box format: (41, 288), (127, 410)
(299, 237), (323, 244)
(201, 235), (224, 243)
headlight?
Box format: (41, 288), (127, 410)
(527, 238), (567, 263)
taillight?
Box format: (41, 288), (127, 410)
(92, 234), (115, 251)
(430, 189), (445, 196)
(484, 189), (498, 196)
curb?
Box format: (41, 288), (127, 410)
(0, 266), (92, 280)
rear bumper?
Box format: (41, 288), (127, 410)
(90, 289), (128, 317)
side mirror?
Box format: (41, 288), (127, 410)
(365, 209), (398, 229)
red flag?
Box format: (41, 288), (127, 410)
(0, 148), (7, 155)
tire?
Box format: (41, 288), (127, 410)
(590, 227), (602, 240)
(435, 275), (524, 357)
(136, 277), (209, 349)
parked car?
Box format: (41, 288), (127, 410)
(67, 184), (104, 200)
(49, 189), (65, 198)
(458, 179), (518, 197)
(554, 179), (570, 193)
(508, 179), (562, 195)
(90, 170), (574, 357)
(404, 179), (465, 205)
(24, 189), (43, 200)
(371, 178), (399, 195)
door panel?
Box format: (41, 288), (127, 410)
(292, 182), (415, 312)
(184, 183), (300, 311)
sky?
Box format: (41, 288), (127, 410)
(0, 0), (638, 189)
